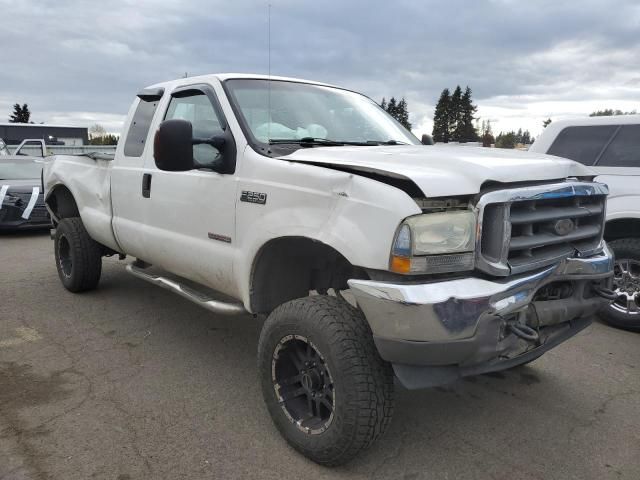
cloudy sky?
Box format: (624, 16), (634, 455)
(1, 0), (639, 138)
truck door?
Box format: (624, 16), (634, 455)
(140, 85), (238, 298)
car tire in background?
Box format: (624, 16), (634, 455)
(257, 295), (395, 466)
(600, 238), (640, 332)
(54, 217), (102, 293)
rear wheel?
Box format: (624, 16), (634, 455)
(54, 218), (102, 292)
(258, 295), (395, 466)
(600, 238), (640, 332)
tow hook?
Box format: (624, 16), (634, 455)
(593, 285), (618, 301)
(507, 323), (539, 342)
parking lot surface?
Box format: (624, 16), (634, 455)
(1, 231), (639, 480)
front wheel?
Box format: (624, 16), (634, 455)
(599, 238), (640, 332)
(257, 295), (395, 466)
(54, 217), (103, 293)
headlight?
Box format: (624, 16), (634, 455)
(390, 210), (476, 274)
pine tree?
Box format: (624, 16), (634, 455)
(449, 86), (463, 141)
(9, 103), (31, 123)
(387, 97), (398, 119)
(432, 89), (451, 143)
(395, 98), (412, 130)
(458, 86), (478, 142)
(543, 118), (552, 128)
(380, 98), (387, 110)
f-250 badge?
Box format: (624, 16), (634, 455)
(240, 191), (267, 205)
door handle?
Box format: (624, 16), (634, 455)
(142, 173), (152, 198)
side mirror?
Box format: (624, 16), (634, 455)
(153, 119), (194, 171)
(421, 134), (434, 146)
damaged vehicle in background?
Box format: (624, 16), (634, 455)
(0, 157), (50, 230)
(43, 74), (615, 465)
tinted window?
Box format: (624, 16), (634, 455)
(165, 92), (224, 165)
(123, 99), (159, 157)
(547, 125), (617, 165)
(597, 125), (640, 167)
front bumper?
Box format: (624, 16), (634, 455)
(348, 244), (614, 388)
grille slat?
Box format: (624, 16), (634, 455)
(510, 204), (603, 224)
(509, 224), (601, 250)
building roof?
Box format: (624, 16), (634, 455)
(0, 123), (86, 129)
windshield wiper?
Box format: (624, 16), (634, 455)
(269, 137), (345, 146)
(364, 140), (410, 145)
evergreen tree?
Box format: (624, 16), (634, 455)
(380, 96), (412, 130)
(387, 97), (398, 119)
(9, 103), (31, 123)
(458, 86), (478, 142)
(432, 88), (451, 143)
(395, 97), (412, 130)
(449, 86), (463, 141)
(543, 118), (552, 128)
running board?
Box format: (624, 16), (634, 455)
(126, 264), (247, 316)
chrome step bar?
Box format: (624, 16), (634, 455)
(126, 264), (247, 316)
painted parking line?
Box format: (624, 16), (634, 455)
(0, 327), (43, 348)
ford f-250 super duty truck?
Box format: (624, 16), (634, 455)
(43, 74), (615, 465)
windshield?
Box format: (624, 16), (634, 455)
(224, 79), (419, 152)
(0, 160), (42, 180)
(0, 139), (9, 156)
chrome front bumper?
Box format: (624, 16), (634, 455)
(348, 244), (614, 384)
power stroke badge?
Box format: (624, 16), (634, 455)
(240, 191), (267, 205)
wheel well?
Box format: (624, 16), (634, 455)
(604, 218), (640, 242)
(46, 185), (80, 223)
(250, 237), (367, 314)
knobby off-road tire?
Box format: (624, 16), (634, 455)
(54, 217), (102, 293)
(258, 295), (395, 466)
(599, 238), (640, 332)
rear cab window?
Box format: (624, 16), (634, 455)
(547, 125), (618, 165)
(123, 97), (161, 157)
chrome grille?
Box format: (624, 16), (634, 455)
(476, 182), (608, 276)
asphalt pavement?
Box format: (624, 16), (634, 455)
(1, 231), (639, 480)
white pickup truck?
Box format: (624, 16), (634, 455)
(44, 74), (615, 465)
(530, 116), (640, 331)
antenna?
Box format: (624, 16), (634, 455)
(268, 3), (272, 143)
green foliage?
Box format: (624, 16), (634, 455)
(9, 103), (31, 123)
(494, 129), (533, 149)
(590, 109), (637, 117)
(433, 85), (478, 143)
(380, 96), (412, 130)
(88, 124), (119, 145)
(495, 131), (517, 149)
(432, 89), (451, 143)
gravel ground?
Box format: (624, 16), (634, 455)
(1, 231), (639, 480)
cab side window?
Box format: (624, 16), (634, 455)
(597, 125), (640, 167)
(547, 125), (617, 165)
(165, 92), (224, 166)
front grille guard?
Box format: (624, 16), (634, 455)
(474, 181), (609, 277)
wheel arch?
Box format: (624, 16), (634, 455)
(45, 184), (80, 224)
(604, 217), (640, 242)
(249, 236), (368, 314)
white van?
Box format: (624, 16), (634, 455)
(530, 116), (640, 331)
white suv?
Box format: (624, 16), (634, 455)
(531, 116), (640, 331)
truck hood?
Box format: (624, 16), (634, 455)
(279, 145), (593, 197)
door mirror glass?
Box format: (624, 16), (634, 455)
(153, 119), (194, 172)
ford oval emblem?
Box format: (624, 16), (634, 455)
(553, 218), (575, 236)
